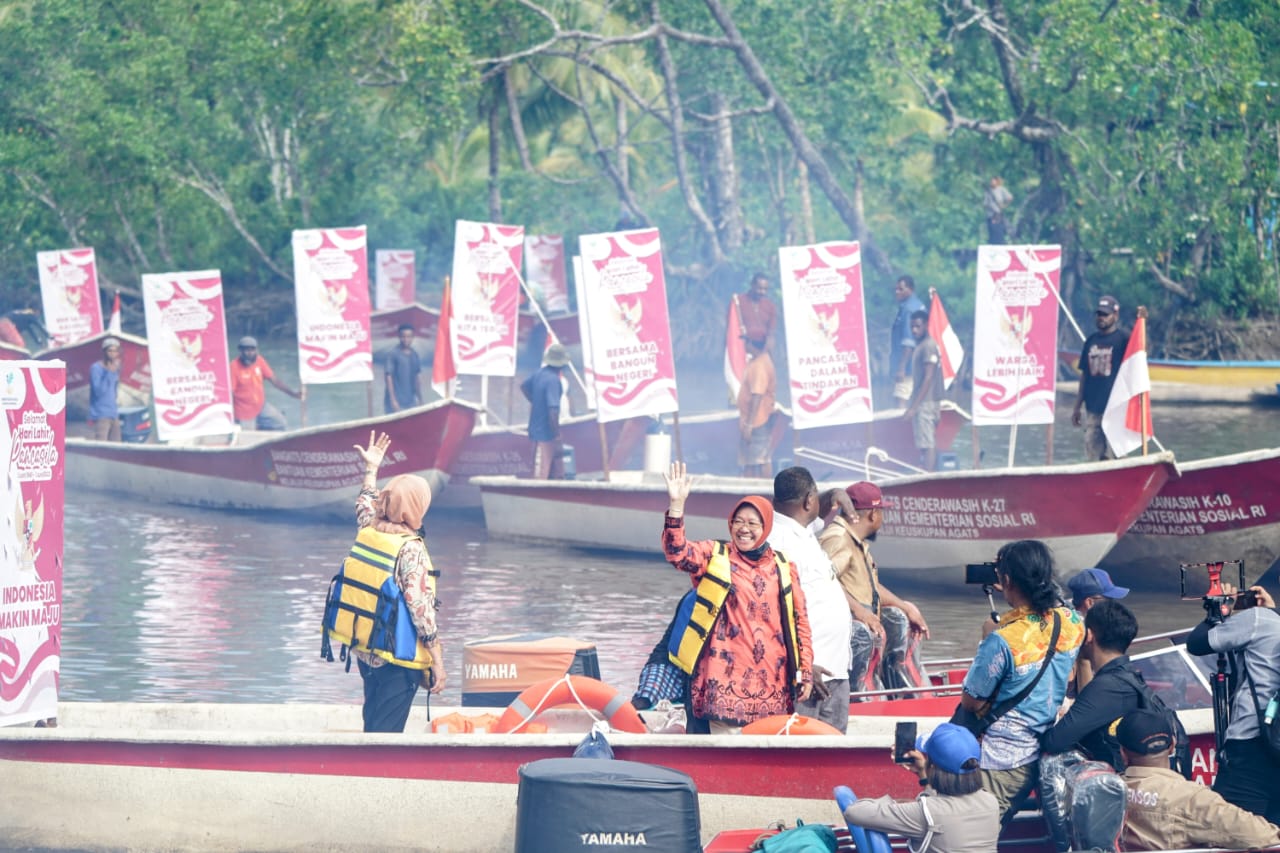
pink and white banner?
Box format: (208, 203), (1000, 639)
(374, 250), (416, 310)
(293, 227), (373, 385)
(578, 228), (678, 422)
(571, 255), (596, 402)
(36, 249), (103, 347)
(525, 235), (570, 314)
(971, 245), (1062, 425)
(0, 361), (64, 726)
(449, 220), (523, 377)
(778, 241), (873, 429)
(141, 271), (234, 441)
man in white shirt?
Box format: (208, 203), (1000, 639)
(768, 466), (855, 732)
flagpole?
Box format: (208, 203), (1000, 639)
(511, 259), (590, 399)
(1138, 306), (1149, 456)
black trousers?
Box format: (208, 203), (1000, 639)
(1215, 736), (1280, 824)
(357, 659), (420, 733)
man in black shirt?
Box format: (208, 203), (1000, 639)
(1042, 600), (1185, 774)
(1071, 294), (1130, 460)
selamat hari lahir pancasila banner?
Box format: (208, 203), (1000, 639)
(778, 241), (873, 430)
(578, 228), (678, 423)
(36, 248), (103, 347)
(0, 361), (65, 726)
(374, 249), (416, 311)
(449, 220), (524, 378)
(971, 245), (1062, 426)
(292, 227), (373, 385)
(141, 271), (234, 442)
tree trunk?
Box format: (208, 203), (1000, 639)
(797, 158), (814, 244)
(488, 89), (503, 222)
(709, 92), (744, 254)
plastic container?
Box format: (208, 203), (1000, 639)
(643, 433), (671, 472)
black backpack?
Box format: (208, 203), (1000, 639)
(1115, 666), (1193, 779)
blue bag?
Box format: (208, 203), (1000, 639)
(755, 821), (837, 853)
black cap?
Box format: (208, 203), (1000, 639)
(1116, 709), (1173, 755)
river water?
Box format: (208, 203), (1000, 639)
(58, 345), (1278, 706)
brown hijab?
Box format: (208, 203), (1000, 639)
(728, 495), (774, 562)
(373, 474), (432, 533)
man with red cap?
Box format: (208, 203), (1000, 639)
(820, 481), (929, 694)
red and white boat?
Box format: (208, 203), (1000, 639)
(34, 329), (152, 416)
(474, 452), (1177, 571)
(0, 644), (1221, 853)
(369, 302), (581, 349)
(63, 399), (478, 517)
(1103, 447), (1280, 582)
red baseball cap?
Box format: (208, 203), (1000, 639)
(845, 481), (895, 510)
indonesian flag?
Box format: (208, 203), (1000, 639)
(1101, 314), (1153, 456)
(431, 280), (457, 398)
(724, 295), (747, 400)
(927, 288), (964, 390)
(107, 291), (122, 335)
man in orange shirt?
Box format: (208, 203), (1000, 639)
(231, 336), (301, 431)
(737, 336), (776, 477)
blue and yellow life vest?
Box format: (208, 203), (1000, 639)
(668, 543), (801, 683)
(321, 527), (435, 670)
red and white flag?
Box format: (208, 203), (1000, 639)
(927, 289), (964, 390)
(107, 291), (122, 335)
(432, 280), (457, 398)
(724, 295), (747, 400)
(1102, 313), (1153, 456)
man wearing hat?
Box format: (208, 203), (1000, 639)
(89, 336), (122, 441)
(1071, 294), (1130, 460)
(1066, 567), (1130, 690)
(820, 481), (929, 693)
(231, 336), (302, 431)
(839, 722), (999, 851)
(520, 342), (570, 479)
(1116, 708), (1280, 851)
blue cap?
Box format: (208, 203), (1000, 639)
(915, 723), (981, 775)
(1068, 568), (1129, 608)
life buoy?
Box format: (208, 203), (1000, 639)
(741, 713), (843, 735)
(494, 675), (647, 734)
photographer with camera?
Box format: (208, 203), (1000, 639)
(1186, 580), (1280, 823)
(956, 540), (1083, 827)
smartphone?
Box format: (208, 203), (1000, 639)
(894, 721), (918, 764)
(1235, 589), (1259, 611)
(964, 562), (999, 586)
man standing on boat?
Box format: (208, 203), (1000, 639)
(521, 342), (569, 479)
(903, 309), (943, 471)
(231, 336), (302, 431)
(1072, 295), (1129, 460)
(769, 467), (855, 732)
(819, 482), (929, 694)
(890, 275), (926, 406)
(737, 272), (777, 355)
(89, 336), (122, 441)
(738, 336), (776, 478)
(383, 323), (422, 413)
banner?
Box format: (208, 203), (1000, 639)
(374, 249), (416, 310)
(36, 248), (103, 347)
(449, 220), (523, 377)
(0, 361), (64, 726)
(525, 235), (570, 314)
(971, 245), (1062, 425)
(293, 227), (373, 385)
(778, 241), (873, 429)
(578, 228), (678, 422)
(571, 255), (596, 402)
(141, 271), (234, 441)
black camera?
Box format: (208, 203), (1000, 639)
(964, 562), (999, 586)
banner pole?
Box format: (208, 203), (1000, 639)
(480, 377), (489, 427)
(300, 384), (308, 428)
(672, 410), (684, 464)
(597, 421), (612, 483)
(511, 259), (589, 398)
(367, 380), (374, 418)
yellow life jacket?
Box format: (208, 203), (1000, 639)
(668, 543), (801, 684)
(321, 527), (435, 670)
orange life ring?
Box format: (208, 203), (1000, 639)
(493, 675), (648, 734)
(741, 713), (843, 735)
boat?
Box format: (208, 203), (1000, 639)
(33, 329), (152, 416)
(370, 302), (581, 349)
(474, 452), (1177, 570)
(0, 644), (1220, 853)
(63, 398), (479, 518)
(1103, 447), (1280, 582)
(789, 401), (970, 474)
(1057, 348), (1280, 403)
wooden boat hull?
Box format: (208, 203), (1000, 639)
(1058, 349), (1280, 403)
(36, 330), (152, 417)
(369, 303), (582, 349)
(1104, 447), (1280, 581)
(0, 701), (1218, 853)
(475, 453), (1176, 571)
(64, 400), (479, 517)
